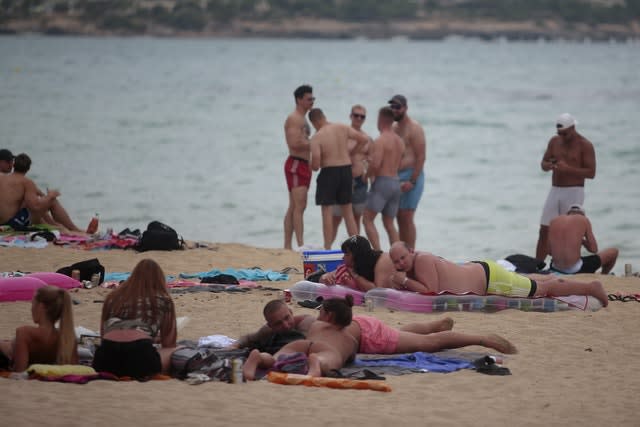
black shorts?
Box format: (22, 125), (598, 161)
(315, 165), (353, 206)
(92, 339), (161, 379)
(578, 255), (602, 273)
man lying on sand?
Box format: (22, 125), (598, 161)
(243, 296), (357, 380)
(233, 298), (517, 358)
(387, 241), (609, 307)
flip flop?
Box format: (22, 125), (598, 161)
(473, 356), (511, 376)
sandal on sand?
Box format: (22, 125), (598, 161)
(474, 356), (511, 376)
(297, 297), (324, 309)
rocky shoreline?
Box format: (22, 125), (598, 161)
(2, 17), (639, 41)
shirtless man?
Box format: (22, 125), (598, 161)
(362, 106), (405, 250)
(12, 153), (76, 230)
(330, 105), (371, 241)
(0, 157), (82, 232)
(243, 297), (358, 379)
(536, 113), (596, 262)
(390, 95), (426, 250)
(388, 241), (609, 307)
(548, 205), (618, 274)
(283, 84), (315, 250)
(237, 299), (516, 374)
(0, 148), (14, 173)
(309, 108), (370, 249)
(233, 298), (455, 354)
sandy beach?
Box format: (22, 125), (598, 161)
(1, 244), (638, 427)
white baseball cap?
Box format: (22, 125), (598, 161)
(556, 113), (577, 130)
(568, 204), (585, 215)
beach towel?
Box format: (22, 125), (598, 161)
(351, 351), (473, 373)
(267, 371), (392, 392)
(179, 268), (289, 282)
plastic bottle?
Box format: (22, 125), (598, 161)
(86, 213), (99, 234)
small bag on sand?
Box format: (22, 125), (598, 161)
(56, 258), (105, 284)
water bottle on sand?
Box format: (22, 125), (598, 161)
(86, 213), (99, 234)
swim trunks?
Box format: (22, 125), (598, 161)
(540, 186), (585, 226)
(2, 207), (31, 229)
(550, 255), (601, 274)
(366, 176), (401, 217)
(284, 156), (311, 191)
(332, 176), (368, 216)
(92, 338), (161, 379)
(474, 260), (537, 298)
(398, 168), (425, 210)
(353, 315), (400, 354)
(315, 165), (353, 206)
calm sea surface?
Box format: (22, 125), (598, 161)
(1, 36), (638, 274)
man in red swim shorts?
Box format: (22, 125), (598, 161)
(283, 84), (314, 250)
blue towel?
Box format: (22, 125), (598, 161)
(179, 268), (288, 282)
(353, 352), (473, 373)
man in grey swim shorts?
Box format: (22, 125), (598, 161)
(362, 107), (405, 250)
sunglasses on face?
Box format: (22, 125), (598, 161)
(390, 104), (403, 110)
(352, 113), (366, 120)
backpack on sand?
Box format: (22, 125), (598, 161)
(137, 221), (184, 252)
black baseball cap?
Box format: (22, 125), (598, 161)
(0, 149), (14, 162)
(388, 94), (407, 107)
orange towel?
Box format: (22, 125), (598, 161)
(267, 371), (391, 392)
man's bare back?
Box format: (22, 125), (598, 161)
(410, 252), (487, 295)
(369, 129), (404, 178)
(311, 123), (361, 169)
(0, 173), (33, 223)
(548, 214), (595, 269)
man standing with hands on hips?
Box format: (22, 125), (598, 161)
(389, 95), (426, 250)
(535, 113), (596, 262)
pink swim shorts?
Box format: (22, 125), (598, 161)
(353, 315), (399, 354)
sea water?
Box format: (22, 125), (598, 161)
(0, 36), (638, 274)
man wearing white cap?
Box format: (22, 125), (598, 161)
(548, 205), (618, 274)
(535, 113), (596, 262)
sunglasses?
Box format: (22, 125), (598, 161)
(390, 104), (403, 110)
(352, 113), (366, 120)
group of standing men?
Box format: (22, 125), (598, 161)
(282, 85), (426, 252)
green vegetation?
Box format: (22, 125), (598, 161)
(1, 0), (639, 35)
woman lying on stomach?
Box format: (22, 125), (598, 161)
(92, 258), (178, 379)
(0, 285), (77, 371)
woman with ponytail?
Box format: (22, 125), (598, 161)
(0, 285), (77, 371)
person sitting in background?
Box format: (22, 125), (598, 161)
(0, 286), (78, 372)
(0, 152), (83, 232)
(92, 259), (179, 379)
(548, 205), (618, 274)
(12, 153), (75, 230)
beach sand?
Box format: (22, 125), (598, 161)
(1, 244), (638, 426)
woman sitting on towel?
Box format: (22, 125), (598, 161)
(0, 286), (77, 372)
(93, 258), (178, 379)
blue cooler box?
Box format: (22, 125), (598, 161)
(302, 250), (344, 278)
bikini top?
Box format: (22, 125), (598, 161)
(103, 296), (172, 339)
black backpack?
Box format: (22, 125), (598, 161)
(137, 221), (184, 252)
